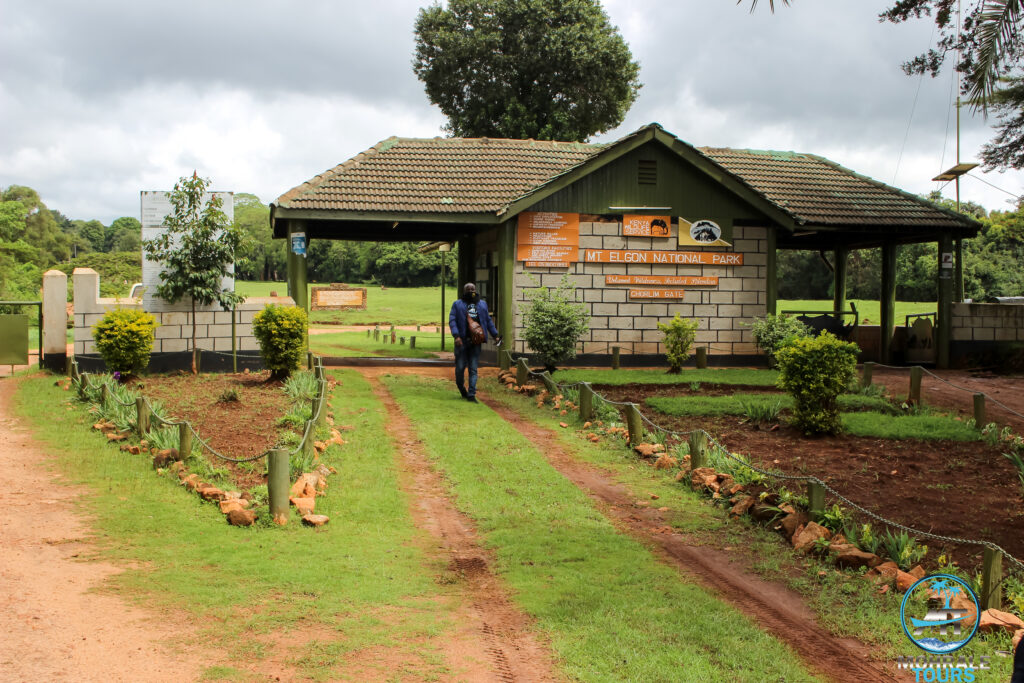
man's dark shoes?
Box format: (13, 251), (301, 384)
(467, 396), (479, 403)
(458, 386), (468, 399)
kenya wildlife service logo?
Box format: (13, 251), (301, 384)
(901, 574), (980, 654)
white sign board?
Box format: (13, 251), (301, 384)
(140, 190), (235, 312)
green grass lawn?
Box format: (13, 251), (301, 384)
(383, 373), (818, 682)
(778, 299), (937, 326)
(646, 393), (892, 417)
(309, 330), (445, 358)
(236, 281), (456, 326)
(841, 412), (980, 440)
(555, 367), (780, 386)
(14, 370), (459, 681)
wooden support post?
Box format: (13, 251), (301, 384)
(937, 232), (953, 369)
(540, 371), (557, 395)
(862, 361), (874, 388)
(77, 373), (88, 399)
(579, 382), (594, 421)
(766, 228), (778, 315)
(880, 244), (897, 363)
(611, 346), (620, 370)
(696, 347), (707, 369)
(807, 481), (825, 520)
(909, 366), (923, 404)
(516, 357), (529, 385)
(688, 430), (706, 471)
(410, 336), (416, 349)
(286, 220), (308, 312)
(135, 397), (150, 437)
(391, 330), (396, 344)
(267, 449), (290, 526)
(374, 327), (379, 341)
(981, 547), (1003, 610)
(625, 403), (643, 446)
(833, 247), (849, 317)
(307, 351), (314, 370)
(499, 346), (510, 371)
(178, 423), (192, 459)
(100, 383), (110, 406)
(65, 356), (73, 376)
(973, 393), (986, 427)
(497, 220), (515, 353)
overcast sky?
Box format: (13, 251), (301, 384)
(2, 0), (1021, 224)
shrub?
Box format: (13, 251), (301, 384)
(519, 274), (589, 372)
(252, 304), (307, 379)
(656, 314), (699, 373)
(92, 308), (158, 375)
(750, 314), (812, 362)
(775, 332), (859, 434)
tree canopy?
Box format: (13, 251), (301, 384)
(413, 0), (641, 141)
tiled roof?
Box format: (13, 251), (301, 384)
(697, 147), (969, 229)
(275, 125), (974, 230)
(276, 136), (603, 214)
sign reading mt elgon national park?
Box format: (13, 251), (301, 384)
(583, 249), (742, 266)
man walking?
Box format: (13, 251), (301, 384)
(448, 282), (500, 402)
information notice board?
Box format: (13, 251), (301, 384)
(517, 212), (579, 267)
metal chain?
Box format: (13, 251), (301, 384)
(871, 363), (1024, 421)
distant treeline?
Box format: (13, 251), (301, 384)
(2, 186), (1019, 306)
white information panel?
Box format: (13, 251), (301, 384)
(140, 190), (235, 312)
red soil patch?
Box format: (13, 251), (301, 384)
(596, 383), (1024, 568)
(135, 371), (289, 488)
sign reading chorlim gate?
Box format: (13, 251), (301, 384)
(628, 289), (686, 299)
(583, 249), (743, 265)
(605, 274), (718, 286)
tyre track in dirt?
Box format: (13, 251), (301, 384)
(479, 391), (908, 683)
(362, 369), (563, 683)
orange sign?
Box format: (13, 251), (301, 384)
(525, 261), (571, 268)
(605, 274), (717, 286)
(623, 214), (671, 237)
(583, 249), (742, 266)
(517, 212), (580, 265)
(628, 289), (686, 299)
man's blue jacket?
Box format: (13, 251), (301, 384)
(449, 297), (499, 343)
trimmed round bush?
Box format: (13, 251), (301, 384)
(252, 304), (307, 379)
(92, 308), (158, 375)
(775, 332), (860, 435)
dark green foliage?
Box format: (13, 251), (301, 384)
(749, 314), (811, 361)
(656, 314), (699, 373)
(232, 194), (286, 282)
(54, 251), (141, 298)
(775, 332), (860, 434)
(413, 0), (641, 141)
(253, 304), (308, 379)
(92, 308), (158, 375)
(519, 274), (589, 371)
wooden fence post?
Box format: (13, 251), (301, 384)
(909, 366), (923, 404)
(611, 346), (620, 370)
(410, 336), (416, 349)
(540, 371), (558, 395)
(306, 351), (313, 370)
(267, 449), (290, 525)
(516, 357), (529, 385)
(695, 347), (707, 369)
(499, 348), (511, 371)
(178, 423), (192, 459)
(973, 393), (986, 426)
(625, 403), (643, 446)
(65, 356), (73, 376)
(100, 383), (110, 406)
(807, 481), (825, 520)
(579, 382), (594, 422)
(981, 547), (1003, 610)
(862, 361), (874, 388)
(374, 327), (380, 341)
(688, 430), (706, 470)
(135, 397), (150, 437)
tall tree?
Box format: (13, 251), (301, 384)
(143, 173), (244, 373)
(413, 0), (641, 141)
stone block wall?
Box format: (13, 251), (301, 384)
(72, 268), (293, 355)
(512, 220), (769, 356)
(951, 302), (1024, 342)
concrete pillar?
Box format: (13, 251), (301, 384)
(880, 244), (897, 363)
(42, 270), (68, 371)
(72, 268), (101, 356)
(497, 220), (515, 346)
(286, 220), (308, 312)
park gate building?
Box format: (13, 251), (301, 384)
(272, 123), (989, 368)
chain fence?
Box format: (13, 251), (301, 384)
(504, 353), (1024, 582)
(871, 362), (1024, 422)
(71, 356), (329, 465)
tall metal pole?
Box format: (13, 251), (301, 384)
(440, 249), (446, 351)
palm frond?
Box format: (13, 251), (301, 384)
(969, 0), (1023, 109)
(741, 0), (791, 13)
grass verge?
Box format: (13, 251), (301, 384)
(14, 370), (455, 682)
(309, 330), (443, 359)
(555, 367), (779, 386)
(646, 393), (892, 417)
(382, 373), (819, 683)
(841, 411), (980, 440)
(479, 378), (1017, 679)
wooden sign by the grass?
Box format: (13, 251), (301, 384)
(628, 289), (685, 299)
(606, 274), (717, 286)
